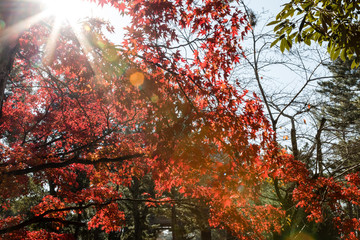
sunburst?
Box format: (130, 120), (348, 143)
(41, 0), (98, 23)
(1, 0), (121, 79)
(1, 0), (99, 42)
(36, 0), (103, 75)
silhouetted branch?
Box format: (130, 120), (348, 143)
(5, 154), (144, 176)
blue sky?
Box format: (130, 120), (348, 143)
(247, 0), (283, 13)
(99, 0), (285, 44)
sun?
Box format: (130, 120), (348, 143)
(41, 0), (98, 23)
(35, 0), (103, 70)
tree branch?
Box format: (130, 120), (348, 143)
(5, 153), (144, 176)
(0, 197), (188, 234)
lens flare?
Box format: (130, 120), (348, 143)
(130, 72), (144, 87)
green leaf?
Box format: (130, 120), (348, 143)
(270, 38), (280, 48)
(267, 20), (280, 26)
(289, 32), (297, 39)
(286, 39), (292, 50)
(350, 59), (359, 69)
(273, 24), (283, 32)
(280, 38), (286, 52)
(331, 47), (341, 60)
(340, 49), (347, 61)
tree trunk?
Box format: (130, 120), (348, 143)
(316, 118), (326, 176)
(201, 228), (211, 240)
(200, 206), (211, 240)
(0, 41), (18, 119)
(0, 0), (42, 119)
(171, 204), (179, 240)
(131, 177), (142, 240)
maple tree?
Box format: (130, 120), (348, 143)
(0, 0), (283, 239)
(1, 0), (360, 239)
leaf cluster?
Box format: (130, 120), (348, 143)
(270, 0), (360, 68)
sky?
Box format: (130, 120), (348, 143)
(95, 0), (285, 44)
(247, 0), (283, 14)
(235, 0), (330, 145)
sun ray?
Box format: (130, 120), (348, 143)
(0, 10), (49, 45)
(37, 0), (107, 78)
(42, 17), (63, 65)
(71, 22), (102, 82)
(2, 0), (122, 82)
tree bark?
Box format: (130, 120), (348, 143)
(200, 206), (211, 240)
(131, 176), (143, 240)
(201, 228), (211, 240)
(0, 41), (18, 119)
(0, 0), (42, 119)
(316, 118), (326, 176)
(171, 204), (179, 240)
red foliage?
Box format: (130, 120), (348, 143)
(0, 0), (359, 239)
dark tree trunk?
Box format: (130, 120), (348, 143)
(131, 177), (142, 240)
(0, 0), (42, 119)
(316, 118), (326, 176)
(0, 40), (18, 119)
(200, 206), (211, 240)
(171, 204), (179, 240)
(201, 228), (211, 240)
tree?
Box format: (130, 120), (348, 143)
(319, 59), (360, 135)
(318, 59), (360, 230)
(236, 4), (360, 239)
(4, 1), (360, 239)
(0, 0), (286, 239)
(270, 0), (360, 68)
